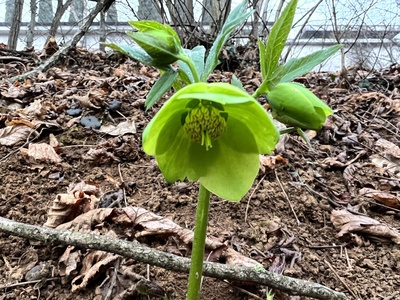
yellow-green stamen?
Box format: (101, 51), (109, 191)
(183, 102), (227, 150)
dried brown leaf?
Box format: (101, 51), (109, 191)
(375, 138), (400, 159)
(71, 251), (119, 292)
(359, 188), (400, 209)
(259, 154), (288, 172)
(224, 248), (262, 268)
(55, 208), (114, 232)
(331, 209), (400, 244)
(58, 246), (81, 277)
(44, 182), (100, 228)
(98, 120), (136, 136)
(82, 148), (121, 163)
(71, 94), (100, 109)
(1, 84), (26, 99)
(20, 143), (62, 163)
(0, 125), (39, 146)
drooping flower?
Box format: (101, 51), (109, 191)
(267, 82), (333, 130)
(143, 82), (279, 201)
(127, 21), (184, 68)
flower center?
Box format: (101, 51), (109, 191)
(182, 101), (227, 150)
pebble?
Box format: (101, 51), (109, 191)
(107, 100), (122, 111)
(66, 108), (82, 116)
(80, 116), (101, 129)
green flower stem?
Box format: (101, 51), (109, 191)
(187, 184), (211, 300)
(252, 79), (270, 99)
(179, 54), (200, 83)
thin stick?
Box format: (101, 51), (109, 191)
(0, 216), (346, 300)
(325, 259), (357, 298)
(0, 277), (60, 289)
(245, 174), (266, 222)
(274, 170), (300, 225)
(223, 280), (264, 300)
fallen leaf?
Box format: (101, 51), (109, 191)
(359, 188), (400, 209)
(20, 143), (62, 163)
(0, 125), (39, 146)
(331, 209), (400, 244)
(98, 119), (136, 136)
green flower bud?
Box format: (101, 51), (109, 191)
(183, 103), (227, 150)
(267, 82), (333, 130)
(128, 21), (183, 68)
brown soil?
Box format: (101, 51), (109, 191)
(0, 48), (399, 300)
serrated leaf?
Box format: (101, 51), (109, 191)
(145, 68), (178, 110)
(262, 0), (298, 80)
(104, 43), (153, 65)
(279, 44), (343, 83)
(202, 2), (253, 81)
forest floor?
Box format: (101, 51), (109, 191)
(0, 47), (399, 300)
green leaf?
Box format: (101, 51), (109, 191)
(262, 0), (298, 80)
(104, 43), (153, 65)
(230, 74), (245, 91)
(279, 44), (343, 83)
(178, 46), (206, 83)
(126, 31), (180, 67)
(202, 2), (253, 81)
(177, 68), (192, 86)
(258, 38), (266, 80)
(145, 68), (178, 110)
(128, 20), (181, 44)
(129, 20), (167, 32)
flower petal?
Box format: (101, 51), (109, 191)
(195, 118), (260, 201)
(142, 98), (190, 155)
(226, 103), (279, 154)
(173, 82), (258, 105)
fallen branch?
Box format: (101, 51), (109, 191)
(0, 216), (346, 300)
(6, 0), (115, 83)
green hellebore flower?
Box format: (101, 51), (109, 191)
(127, 21), (183, 68)
(267, 82), (333, 130)
(143, 82), (279, 201)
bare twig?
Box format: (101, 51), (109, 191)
(245, 174), (266, 222)
(324, 259), (356, 299)
(274, 170), (300, 225)
(4, 0), (114, 83)
(0, 217), (346, 300)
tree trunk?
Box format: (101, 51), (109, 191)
(7, 0), (24, 50)
(250, 0), (263, 41)
(26, 0), (38, 48)
(47, 0), (74, 41)
(99, 11), (106, 51)
(202, 0), (231, 36)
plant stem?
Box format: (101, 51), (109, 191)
(187, 184), (211, 300)
(252, 79), (270, 99)
(179, 54), (200, 83)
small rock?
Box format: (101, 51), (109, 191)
(80, 116), (101, 129)
(66, 108), (82, 116)
(107, 100), (122, 111)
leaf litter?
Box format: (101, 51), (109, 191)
(0, 47), (399, 299)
